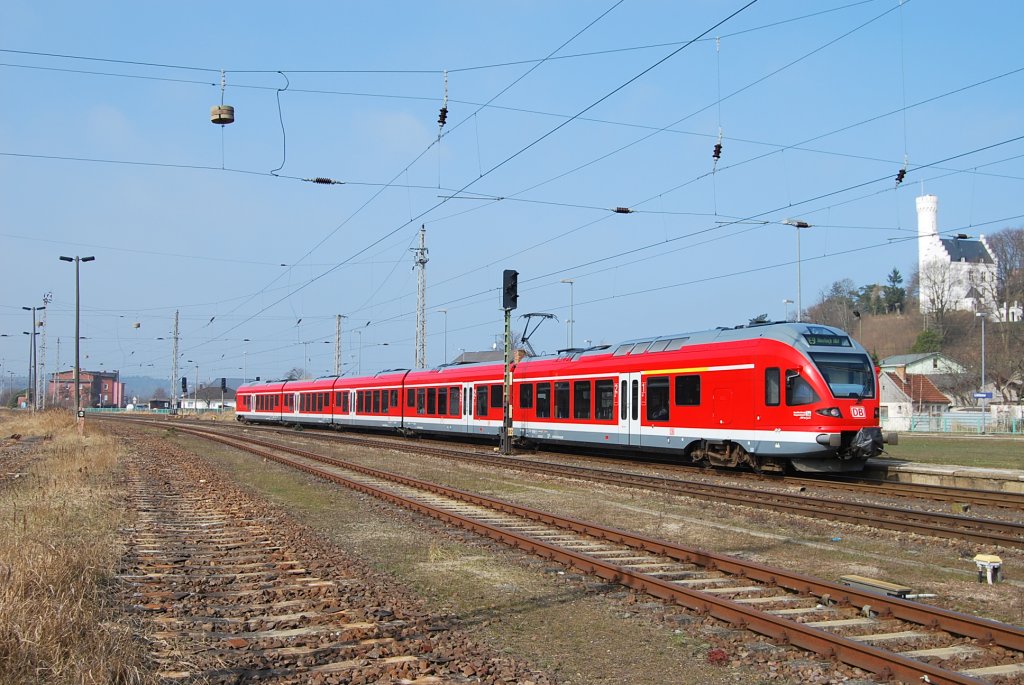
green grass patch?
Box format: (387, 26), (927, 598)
(882, 434), (1024, 470)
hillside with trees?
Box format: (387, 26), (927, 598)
(804, 226), (1023, 405)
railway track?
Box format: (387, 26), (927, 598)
(110, 416), (1024, 550)
(172, 423), (1024, 685)
(117, 431), (546, 683)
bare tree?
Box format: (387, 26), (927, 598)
(918, 261), (958, 338)
(987, 227), (1024, 319)
(805, 279), (857, 330)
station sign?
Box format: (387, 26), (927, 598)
(973, 392), (993, 399)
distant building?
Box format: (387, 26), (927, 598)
(916, 194), (1021, 321)
(49, 370), (124, 408)
(879, 372), (952, 431)
(179, 384), (236, 411)
(879, 352), (965, 377)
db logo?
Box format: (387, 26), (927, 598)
(850, 406), (866, 419)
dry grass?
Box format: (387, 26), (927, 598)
(0, 410), (151, 684)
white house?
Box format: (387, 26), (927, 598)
(879, 352), (965, 377)
(916, 194), (1001, 317)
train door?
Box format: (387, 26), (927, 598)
(618, 372), (642, 446)
(456, 383), (472, 433)
(713, 388), (733, 426)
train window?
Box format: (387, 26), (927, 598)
(596, 380), (615, 420)
(476, 386), (489, 417)
(573, 381), (591, 420)
(427, 387), (437, 415)
(785, 371), (820, 406)
(336, 392), (343, 408)
(438, 387), (447, 415)
(343, 392), (350, 413)
(372, 390), (380, 413)
(464, 388), (469, 415)
(519, 383), (534, 409)
(536, 383), (551, 418)
(490, 384), (503, 409)
(765, 368), (780, 406)
(450, 386), (460, 416)
(407, 389), (415, 407)
(809, 352), (876, 399)
(612, 344), (633, 356)
(675, 375), (700, 406)
(631, 380), (639, 421)
(620, 381), (627, 419)
(647, 340), (670, 353)
(665, 337), (690, 351)
(411, 388), (421, 415)
(381, 389), (390, 413)
(554, 382), (570, 419)
(646, 377), (670, 421)
(391, 390), (399, 408)
(630, 341), (653, 354)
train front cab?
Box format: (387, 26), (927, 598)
(767, 333), (886, 473)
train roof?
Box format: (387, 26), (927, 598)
(236, 322), (864, 393)
(516, 321), (862, 366)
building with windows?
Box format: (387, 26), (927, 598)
(917, 194), (1010, 319)
(49, 369), (124, 408)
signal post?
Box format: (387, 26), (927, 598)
(500, 269), (517, 456)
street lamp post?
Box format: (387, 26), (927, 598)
(22, 305), (45, 411)
(783, 299), (794, 322)
(437, 309), (448, 364)
(59, 255), (95, 411)
(242, 339), (250, 384)
(782, 220), (811, 322)
(560, 278), (575, 348)
(976, 312), (987, 430)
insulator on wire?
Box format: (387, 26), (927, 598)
(712, 143), (723, 161)
(895, 168), (906, 186)
(437, 69), (449, 129)
(612, 207), (634, 214)
(304, 177), (344, 185)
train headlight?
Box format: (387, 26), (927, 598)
(815, 407), (842, 418)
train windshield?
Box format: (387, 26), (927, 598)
(809, 352), (875, 399)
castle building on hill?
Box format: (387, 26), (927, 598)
(916, 194), (1001, 318)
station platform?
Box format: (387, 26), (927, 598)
(864, 459), (1024, 494)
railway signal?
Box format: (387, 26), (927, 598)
(502, 269), (518, 311)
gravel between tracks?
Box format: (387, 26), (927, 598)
(116, 427), (554, 684)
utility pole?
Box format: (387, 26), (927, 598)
(411, 225), (428, 369)
(22, 305), (45, 411)
(334, 314), (345, 376)
(171, 310), (179, 414)
(53, 337), (60, 405)
(38, 292), (51, 409)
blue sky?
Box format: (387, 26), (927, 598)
(2, 1), (1023, 390)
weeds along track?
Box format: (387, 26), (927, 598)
(170, 424), (1024, 685)
(116, 430), (548, 684)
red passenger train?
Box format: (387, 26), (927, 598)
(236, 322), (891, 473)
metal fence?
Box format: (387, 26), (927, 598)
(905, 411), (1023, 434)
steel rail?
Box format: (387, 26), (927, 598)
(176, 423), (1024, 679)
(110, 417), (1023, 549)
